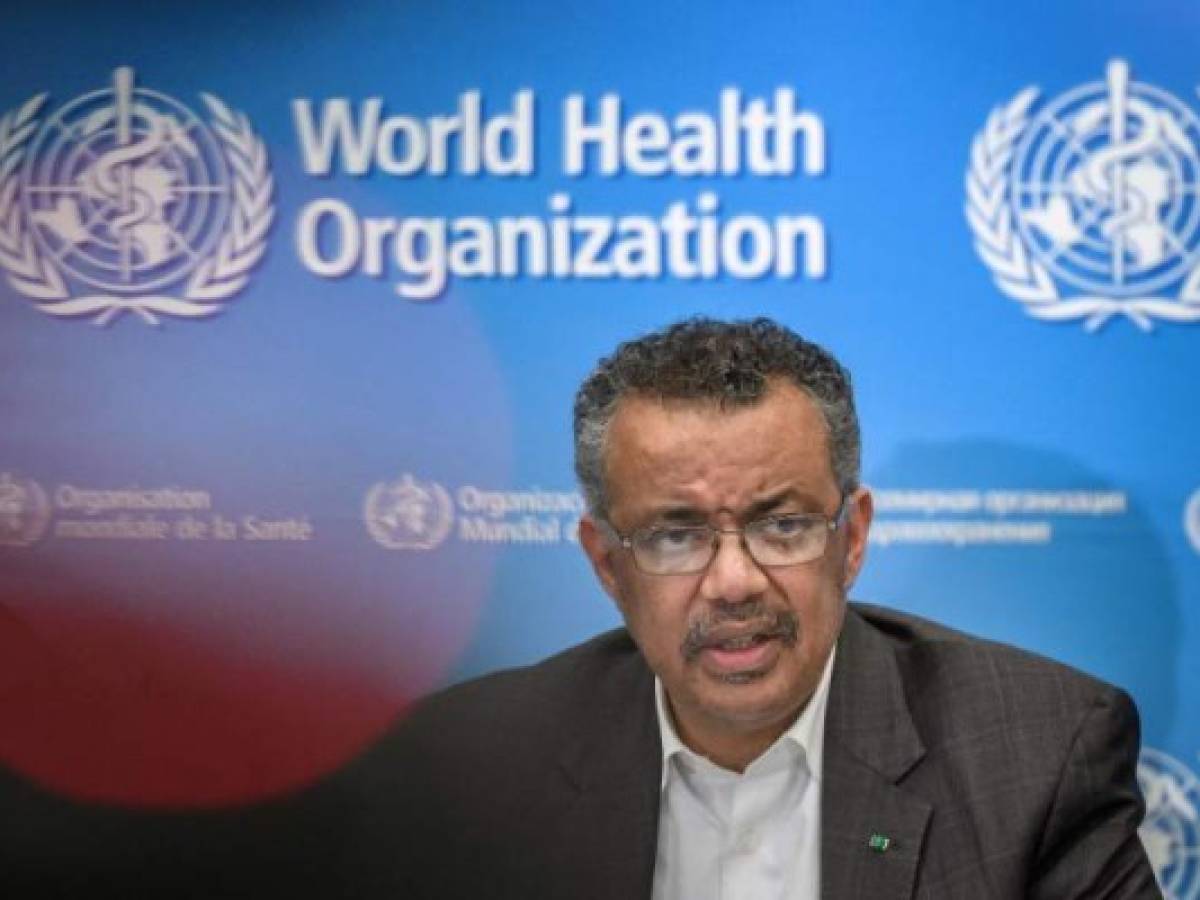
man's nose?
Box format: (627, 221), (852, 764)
(699, 531), (769, 602)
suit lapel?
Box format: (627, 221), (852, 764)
(554, 644), (661, 900)
(821, 609), (931, 900)
(547, 614), (933, 900)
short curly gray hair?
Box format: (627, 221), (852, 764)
(573, 317), (860, 518)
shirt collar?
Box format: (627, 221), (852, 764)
(655, 644), (837, 791)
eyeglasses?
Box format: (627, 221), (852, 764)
(606, 496), (849, 575)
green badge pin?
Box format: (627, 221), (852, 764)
(868, 833), (891, 853)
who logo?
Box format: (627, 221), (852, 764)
(1139, 748), (1200, 899)
(364, 473), (455, 551)
(0, 472), (50, 548)
(0, 67), (273, 326)
(1185, 489), (1200, 556)
(967, 60), (1200, 332)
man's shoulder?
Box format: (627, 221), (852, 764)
(839, 606), (1154, 897)
(846, 601), (1132, 739)
(850, 600), (1114, 684)
(363, 628), (654, 840)
(400, 627), (649, 747)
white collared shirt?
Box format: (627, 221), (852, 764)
(651, 647), (834, 900)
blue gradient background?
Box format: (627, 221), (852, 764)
(0, 0), (1196, 810)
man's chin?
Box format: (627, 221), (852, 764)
(685, 649), (815, 727)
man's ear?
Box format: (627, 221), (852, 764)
(578, 514), (623, 603)
(842, 486), (874, 590)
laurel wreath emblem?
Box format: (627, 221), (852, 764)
(0, 91), (273, 325)
(363, 478), (455, 551)
(965, 87), (1200, 332)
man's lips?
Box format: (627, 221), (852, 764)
(699, 623), (779, 647)
(700, 631), (780, 673)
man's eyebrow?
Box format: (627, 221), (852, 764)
(654, 506), (708, 524)
(644, 490), (828, 525)
(743, 489), (824, 519)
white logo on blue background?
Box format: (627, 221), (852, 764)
(1185, 490), (1200, 555)
(0, 66), (273, 325)
(0, 472), (50, 547)
(364, 474), (455, 550)
(1139, 747), (1200, 899)
(967, 60), (1200, 331)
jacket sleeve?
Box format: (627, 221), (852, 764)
(1029, 687), (1163, 899)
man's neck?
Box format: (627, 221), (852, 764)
(668, 702), (802, 773)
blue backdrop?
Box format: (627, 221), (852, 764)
(1, 1), (1197, 894)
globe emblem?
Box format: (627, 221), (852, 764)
(0, 473), (51, 548)
(1011, 61), (1200, 299)
(0, 66), (272, 325)
(967, 60), (1200, 330)
(364, 474), (455, 550)
(1185, 489), (1200, 555)
(21, 68), (230, 293)
(1138, 748), (1200, 899)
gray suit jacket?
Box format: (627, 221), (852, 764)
(0, 606), (1160, 899)
(371, 603), (1160, 899)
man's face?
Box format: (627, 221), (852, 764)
(579, 381), (872, 757)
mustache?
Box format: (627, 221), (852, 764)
(681, 599), (799, 662)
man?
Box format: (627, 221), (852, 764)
(377, 317), (1158, 899)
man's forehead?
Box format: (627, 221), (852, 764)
(606, 380), (827, 443)
(601, 382), (836, 512)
